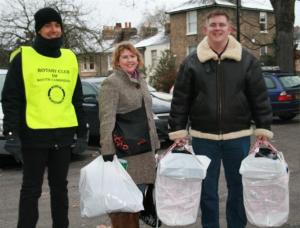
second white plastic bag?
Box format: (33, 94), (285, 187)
(79, 155), (144, 218)
(239, 141), (289, 227)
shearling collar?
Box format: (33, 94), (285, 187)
(197, 35), (242, 63)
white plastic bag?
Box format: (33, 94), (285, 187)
(239, 152), (287, 180)
(159, 152), (211, 179)
(239, 140), (289, 227)
(79, 155), (144, 218)
(155, 144), (211, 226)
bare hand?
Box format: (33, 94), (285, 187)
(256, 135), (269, 147)
(174, 137), (187, 147)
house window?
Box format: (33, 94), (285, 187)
(259, 12), (267, 33)
(186, 11), (197, 35)
(82, 55), (96, 71)
(187, 45), (197, 55)
(89, 56), (95, 70)
(151, 50), (158, 67)
(260, 46), (268, 56)
(83, 56), (87, 70)
(107, 54), (112, 71)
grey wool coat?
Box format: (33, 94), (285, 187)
(99, 69), (160, 184)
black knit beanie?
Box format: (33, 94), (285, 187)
(34, 7), (63, 32)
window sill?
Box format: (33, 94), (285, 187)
(186, 32), (197, 36)
(81, 70), (97, 72)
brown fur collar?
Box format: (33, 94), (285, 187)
(197, 35), (242, 63)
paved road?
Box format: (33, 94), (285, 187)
(0, 116), (299, 228)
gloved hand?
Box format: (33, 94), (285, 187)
(72, 137), (88, 155)
(102, 154), (114, 162)
(72, 123), (90, 155)
(4, 133), (23, 163)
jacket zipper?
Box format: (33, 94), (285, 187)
(217, 59), (223, 135)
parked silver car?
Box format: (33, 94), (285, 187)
(0, 69), (10, 158)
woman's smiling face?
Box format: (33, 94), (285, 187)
(118, 49), (138, 74)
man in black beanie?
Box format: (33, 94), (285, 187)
(2, 7), (88, 228)
(34, 7), (63, 32)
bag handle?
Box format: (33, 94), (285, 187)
(155, 142), (177, 163)
(250, 139), (279, 154)
(156, 142), (204, 167)
(250, 139), (287, 166)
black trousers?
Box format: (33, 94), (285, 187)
(17, 146), (72, 228)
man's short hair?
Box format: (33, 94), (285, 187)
(206, 10), (230, 22)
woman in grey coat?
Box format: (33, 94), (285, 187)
(98, 41), (160, 228)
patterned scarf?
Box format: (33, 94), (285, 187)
(130, 70), (139, 80)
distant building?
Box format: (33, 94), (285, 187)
(135, 31), (170, 80)
(77, 39), (115, 77)
(167, 0), (276, 69)
(77, 22), (138, 77)
(139, 25), (159, 39)
(295, 49), (300, 73)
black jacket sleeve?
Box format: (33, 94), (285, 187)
(72, 76), (87, 138)
(1, 53), (25, 136)
(168, 59), (193, 133)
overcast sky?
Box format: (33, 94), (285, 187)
(78, 0), (183, 27)
(79, 0), (300, 27)
(0, 0), (299, 27)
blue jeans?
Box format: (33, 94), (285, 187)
(192, 136), (250, 228)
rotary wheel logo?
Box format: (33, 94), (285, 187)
(48, 85), (65, 104)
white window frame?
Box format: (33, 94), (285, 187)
(81, 55), (96, 72)
(186, 11), (197, 35)
(151, 50), (158, 67)
(259, 12), (268, 33)
(107, 54), (112, 71)
(89, 56), (95, 70)
(260, 46), (268, 56)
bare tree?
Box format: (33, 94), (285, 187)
(140, 6), (169, 29)
(0, 0), (102, 54)
(270, 0), (296, 72)
(0, 46), (10, 68)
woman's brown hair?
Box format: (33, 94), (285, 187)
(112, 41), (144, 69)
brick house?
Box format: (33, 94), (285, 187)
(166, 0), (276, 69)
(77, 22), (138, 77)
(77, 39), (114, 77)
(295, 48), (300, 73)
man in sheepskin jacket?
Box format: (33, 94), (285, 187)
(168, 10), (273, 228)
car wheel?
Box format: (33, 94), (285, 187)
(278, 113), (297, 121)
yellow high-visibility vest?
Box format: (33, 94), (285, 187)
(21, 46), (78, 129)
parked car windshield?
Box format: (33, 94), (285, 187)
(0, 70), (8, 100)
(278, 75), (300, 88)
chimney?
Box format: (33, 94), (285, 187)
(129, 22), (131, 28)
(115, 23), (122, 30)
(125, 22), (128, 28)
